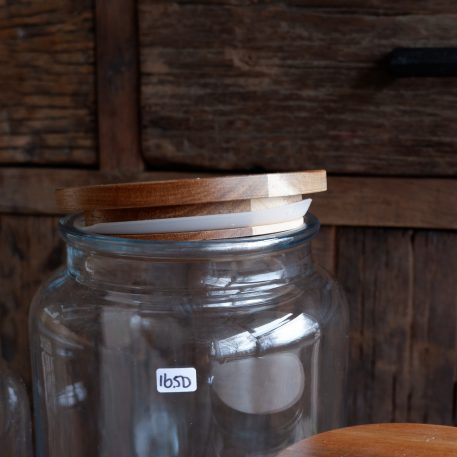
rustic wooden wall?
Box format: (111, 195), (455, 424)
(1, 0), (457, 430)
(139, 1), (457, 175)
(0, 0), (96, 165)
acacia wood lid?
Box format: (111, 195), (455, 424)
(56, 170), (326, 212)
(276, 423), (457, 457)
(55, 170), (327, 240)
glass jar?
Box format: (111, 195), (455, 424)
(0, 360), (32, 457)
(30, 213), (348, 457)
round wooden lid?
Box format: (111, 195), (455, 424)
(277, 423), (457, 457)
(55, 170), (326, 212)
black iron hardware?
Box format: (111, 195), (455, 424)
(387, 47), (457, 77)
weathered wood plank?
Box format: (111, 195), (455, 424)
(1, 169), (456, 230)
(0, 215), (63, 386)
(96, 0), (143, 172)
(139, 2), (457, 175)
(336, 228), (414, 424)
(337, 227), (457, 425)
(313, 176), (457, 230)
(409, 231), (457, 424)
(0, 0), (96, 165)
(312, 225), (336, 275)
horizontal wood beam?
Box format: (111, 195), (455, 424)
(314, 176), (457, 230)
(1, 168), (456, 230)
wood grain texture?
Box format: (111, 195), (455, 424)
(55, 170), (326, 212)
(409, 231), (457, 425)
(0, 215), (63, 386)
(84, 195), (302, 224)
(0, 0), (96, 165)
(314, 176), (457, 230)
(336, 228), (414, 424)
(2, 169), (456, 230)
(0, 168), (113, 214)
(96, 0), (143, 172)
(139, 1), (457, 175)
(277, 423), (457, 457)
(0, 168), (209, 215)
(337, 227), (457, 426)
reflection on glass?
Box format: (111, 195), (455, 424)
(30, 216), (348, 457)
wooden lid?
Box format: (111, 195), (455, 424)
(56, 170), (326, 240)
(56, 170), (326, 212)
(277, 423), (457, 457)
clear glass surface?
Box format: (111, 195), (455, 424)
(30, 214), (348, 457)
(0, 361), (32, 457)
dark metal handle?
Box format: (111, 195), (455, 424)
(387, 47), (457, 77)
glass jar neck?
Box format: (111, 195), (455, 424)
(62, 214), (320, 307)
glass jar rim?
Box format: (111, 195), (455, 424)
(59, 213), (320, 259)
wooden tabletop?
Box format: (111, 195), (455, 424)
(277, 423), (457, 457)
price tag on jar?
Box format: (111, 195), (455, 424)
(156, 367), (197, 393)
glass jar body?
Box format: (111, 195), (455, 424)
(0, 361), (32, 457)
(30, 215), (348, 457)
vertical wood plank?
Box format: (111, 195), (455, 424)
(336, 228), (414, 425)
(410, 231), (457, 424)
(96, 0), (143, 172)
(312, 225), (336, 275)
(0, 215), (63, 386)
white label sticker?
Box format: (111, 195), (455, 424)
(156, 367), (197, 393)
